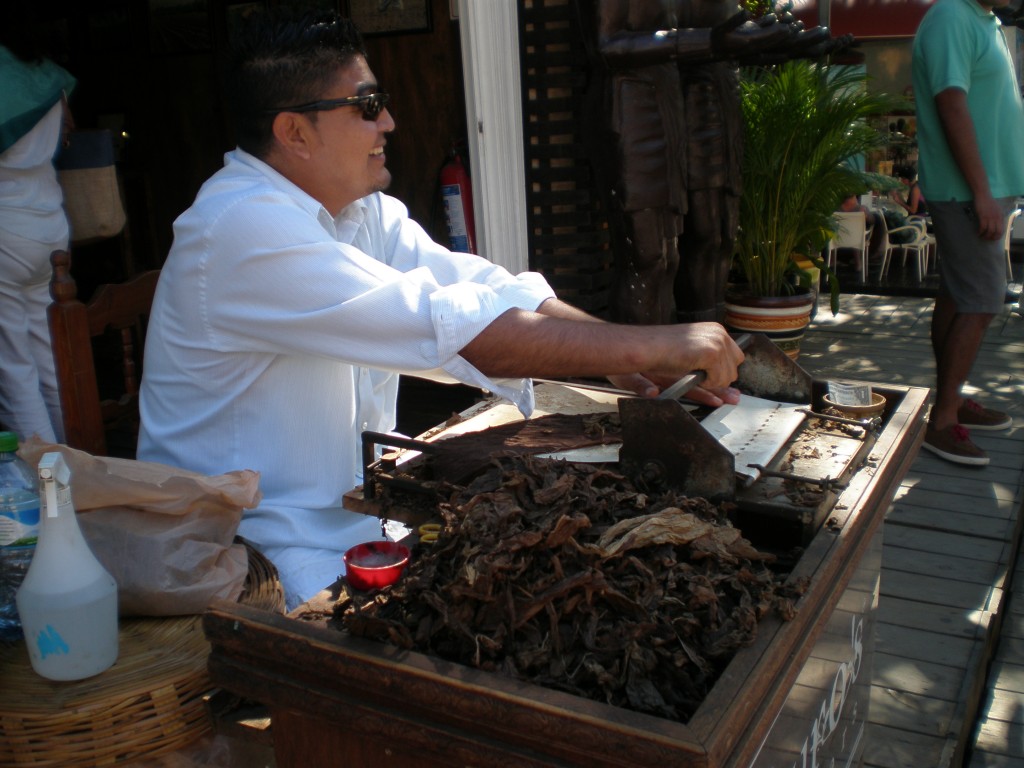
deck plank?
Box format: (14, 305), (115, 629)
(876, 596), (991, 639)
(862, 723), (951, 768)
(879, 548), (1004, 585)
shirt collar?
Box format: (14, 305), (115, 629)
(334, 200), (368, 244)
(958, 0), (1000, 21)
(226, 147), (368, 242)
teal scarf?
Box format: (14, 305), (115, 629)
(0, 46), (77, 154)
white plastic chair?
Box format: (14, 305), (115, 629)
(907, 215), (937, 272)
(1004, 209), (1021, 281)
(878, 215), (931, 283)
(827, 211), (869, 284)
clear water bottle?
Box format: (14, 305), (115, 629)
(0, 431), (40, 642)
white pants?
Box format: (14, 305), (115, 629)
(0, 228), (65, 443)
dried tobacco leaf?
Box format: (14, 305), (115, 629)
(342, 455), (805, 723)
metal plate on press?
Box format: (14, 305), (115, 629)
(732, 415), (877, 546)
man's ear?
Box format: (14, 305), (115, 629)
(271, 112), (314, 160)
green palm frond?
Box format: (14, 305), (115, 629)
(735, 60), (906, 311)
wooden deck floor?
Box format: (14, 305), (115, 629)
(799, 294), (1024, 767)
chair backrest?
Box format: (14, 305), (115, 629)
(1004, 209), (1021, 255)
(48, 249), (160, 457)
(831, 211), (868, 250)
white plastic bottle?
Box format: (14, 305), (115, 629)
(0, 431), (40, 642)
(16, 452), (118, 680)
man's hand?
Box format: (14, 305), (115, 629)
(638, 321), (745, 391)
(972, 195), (1007, 241)
(711, 11), (793, 59)
(606, 373), (741, 407)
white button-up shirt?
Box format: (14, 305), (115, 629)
(137, 149), (554, 601)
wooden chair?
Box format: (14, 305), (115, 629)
(48, 249), (160, 457)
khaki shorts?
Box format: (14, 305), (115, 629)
(929, 197), (1017, 314)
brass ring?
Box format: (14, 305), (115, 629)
(418, 523), (441, 544)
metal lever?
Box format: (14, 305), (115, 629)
(361, 431), (438, 499)
(797, 407), (882, 433)
(747, 463), (848, 492)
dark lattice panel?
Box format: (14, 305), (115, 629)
(519, 0), (612, 316)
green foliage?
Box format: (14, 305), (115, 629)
(734, 60), (905, 313)
(740, 0), (790, 18)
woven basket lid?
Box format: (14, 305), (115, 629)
(0, 540), (284, 767)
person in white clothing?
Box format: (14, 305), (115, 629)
(0, 26), (76, 443)
(136, 8), (745, 609)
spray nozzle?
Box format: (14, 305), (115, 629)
(38, 452), (71, 518)
(39, 452), (70, 484)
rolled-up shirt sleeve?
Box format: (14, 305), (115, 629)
(186, 153), (554, 414)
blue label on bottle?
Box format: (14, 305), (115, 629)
(0, 496), (40, 547)
(35, 624), (71, 659)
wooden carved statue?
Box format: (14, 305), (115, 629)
(579, 0), (841, 324)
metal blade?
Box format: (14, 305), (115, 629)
(656, 371), (706, 401)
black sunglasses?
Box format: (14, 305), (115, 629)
(263, 92), (390, 121)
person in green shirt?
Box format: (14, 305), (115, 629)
(912, 0), (1024, 466)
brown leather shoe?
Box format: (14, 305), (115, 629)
(957, 399), (1012, 431)
(922, 424), (989, 466)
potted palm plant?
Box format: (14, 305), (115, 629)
(728, 59), (902, 356)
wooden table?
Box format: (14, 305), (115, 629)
(203, 380), (928, 767)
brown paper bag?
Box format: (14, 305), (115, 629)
(19, 438), (262, 617)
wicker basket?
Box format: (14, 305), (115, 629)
(0, 542), (283, 767)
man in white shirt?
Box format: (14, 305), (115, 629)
(137, 8), (744, 608)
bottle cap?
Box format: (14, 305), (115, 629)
(0, 432), (18, 452)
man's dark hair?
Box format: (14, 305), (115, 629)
(225, 8), (367, 157)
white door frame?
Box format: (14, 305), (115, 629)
(457, 1), (529, 273)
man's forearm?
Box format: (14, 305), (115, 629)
(935, 88), (990, 201)
(458, 307), (743, 390)
(934, 87), (1005, 238)
(459, 309), (646, 378)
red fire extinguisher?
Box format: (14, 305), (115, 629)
(440, 144), (476, 254)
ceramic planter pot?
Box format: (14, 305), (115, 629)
(723, 287), (815, 359)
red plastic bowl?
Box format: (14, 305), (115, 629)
(343, 541), (411, 591)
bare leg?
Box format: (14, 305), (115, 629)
(929, 294), (994, 429)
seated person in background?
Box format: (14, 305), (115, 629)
(136, 9), (744, 610)
(891, 163), (928, 217)
(839, 194), (872, 217)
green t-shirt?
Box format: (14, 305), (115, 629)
(912, 0), (1024, 201)
(0, 46), (77, 154)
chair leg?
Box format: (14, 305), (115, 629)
(879, 247), (892, 279)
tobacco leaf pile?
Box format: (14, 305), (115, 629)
(342, 454), (806, 723)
